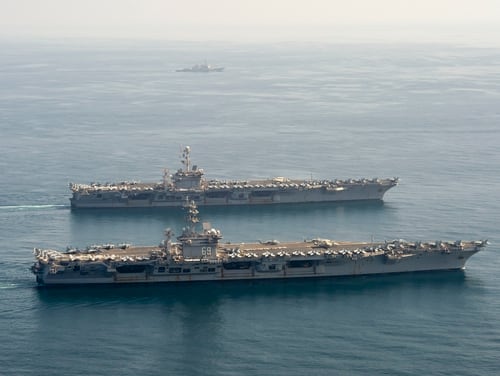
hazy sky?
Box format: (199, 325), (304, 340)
(2, 0), (500, 43)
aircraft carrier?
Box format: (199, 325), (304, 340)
(69, 146), (399, 209)
(32, 201), (487, 286)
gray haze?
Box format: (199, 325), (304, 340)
(2, 0), (500, 44)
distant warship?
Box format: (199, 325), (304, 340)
(32, 201), (487, 286)
(176, 63), (224, 72)
(69, 147), (398, 209)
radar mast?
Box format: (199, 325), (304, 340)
(183, 199), (200, 236)
(181, 146), (191, 173)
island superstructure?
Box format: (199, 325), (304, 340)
(69, 146), (399, 209)
(32, 201), (486, 286)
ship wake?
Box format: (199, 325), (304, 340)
(0, 204), (69, 212)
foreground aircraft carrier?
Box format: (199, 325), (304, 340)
(32, 201), (486, 286)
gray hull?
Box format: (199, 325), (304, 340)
(33, 242), (484, 286)
(70, 180), (397, 209)
(35, 201), (484, 287)
(35, 250), (478, 286)
(69, 145), (398, 209)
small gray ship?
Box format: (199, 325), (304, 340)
(32, 201), (487, 286)
(69, 146), (399, 209)
(176, 63), (224, 72)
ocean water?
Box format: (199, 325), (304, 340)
(1, 40), (500, 375)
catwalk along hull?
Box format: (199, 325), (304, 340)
(32, 203), (486, 286)
(69, 146), (398, 209)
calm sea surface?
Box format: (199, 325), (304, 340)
(1, 40), (499, 375)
